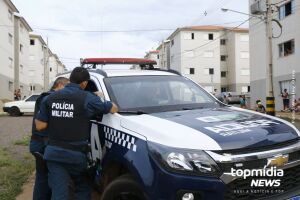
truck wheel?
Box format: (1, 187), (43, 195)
(9, 107), (21, 116)
(101, 174), (148, 200)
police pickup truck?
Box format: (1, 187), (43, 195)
(59, 58), (300, 200)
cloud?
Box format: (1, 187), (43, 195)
(11, 0), (248, 69)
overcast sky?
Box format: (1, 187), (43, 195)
(11, 0), (249, 69)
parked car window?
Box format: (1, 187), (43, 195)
(25, 95), (40, 102)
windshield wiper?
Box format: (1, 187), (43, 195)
(118, 110), (148, 115)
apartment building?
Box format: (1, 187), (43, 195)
(0, 0), (17, 100)
(0, 0), (32, 100)
(157, 40), (171, 70)
(49, 53), (66, 84)
(167, 25), (250, 94)
(144, 50), (160, 68)
(15, 14), (33, 99)
(0, 0), (65, 100)
(28, 34), (47, 94)
(249, 0), (299, 110)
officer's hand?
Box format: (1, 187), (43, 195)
(94, 91), (104, 98)
(110, 103), (119, 114)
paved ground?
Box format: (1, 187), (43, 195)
(0, 116), (32, 147)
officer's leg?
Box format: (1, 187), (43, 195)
(32, 152), (51, 200)
(68, 163), (91, 200)
(47, 161), (71, 200)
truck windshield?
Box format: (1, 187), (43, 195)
(104, 75), (220, 113)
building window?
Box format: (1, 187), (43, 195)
(241, 69), (250, 76)
(20, 44), (23, 53)
(221, 87), (227, 92)
(240, 51), (249, 59)
(8, 33), (13, 44)
(191, 33), (194, 40)
(279, 0), (295, 20)
(208, 33), (214, 40)
(30, 85), (36, 91)
(221, 55), (227, 61)
(204, 51), (214, 58)
(189, 68), (195, 74)
(279, 39), (295, 57)
(220, 39), (226, 45)
(30, 39), (35, 45)
(8, 10), (13, 20)
(157, 54), (159, 59)
(248, 86), (251, 92)
(171, 39), (174, 46)
(221, 71), (227, 77)
(50, 67), (52, 72)
(209, 68), (214, 75)
(8, 81), (13, 92)
(9, 57), (13, 68)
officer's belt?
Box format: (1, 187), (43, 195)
(31, 134), (48, 143)
(48, 140), (89, 153)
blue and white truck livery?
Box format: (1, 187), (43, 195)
(60, 58), (300, 200)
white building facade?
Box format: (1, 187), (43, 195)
(157, 41), (171, 70)
(168, 26), (250, 94)
(0, 0), (33, 100)
(49, 54), (66, 84)
(0, 0), (18, 100)
(249, 0), (299, 110)
(144, 50), (160, 68)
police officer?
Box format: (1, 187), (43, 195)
(35, 67), (118, 200)
(30, 77), (69, 200)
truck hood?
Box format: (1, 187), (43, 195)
(120, 107), (300, 151)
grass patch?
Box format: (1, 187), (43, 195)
(14, 135), (31, 146)
(0, 147), (34, 200)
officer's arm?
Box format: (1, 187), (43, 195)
(35, 119), (48, 131)
(35, 96), (50, 130)
(86, 93), (118, 117)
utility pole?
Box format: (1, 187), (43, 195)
(265, 0), (275, 116)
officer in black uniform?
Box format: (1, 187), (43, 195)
(35, 67), (118, 200)
(30, 77), (69, 200)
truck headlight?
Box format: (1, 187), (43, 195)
(148, 142), (220, 177)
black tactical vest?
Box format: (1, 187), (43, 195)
(47, 90), (90, 142)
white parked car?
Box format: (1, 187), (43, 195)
(3, 94), (40, 116)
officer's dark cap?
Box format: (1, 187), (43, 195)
(70, 67), (90, 84)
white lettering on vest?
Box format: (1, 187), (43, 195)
(51, 102), (74, 118)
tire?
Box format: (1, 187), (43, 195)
(101, 174), (148, 200)
(9, 106), (21, 116)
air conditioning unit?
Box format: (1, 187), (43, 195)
(250, 0), (266, 15)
